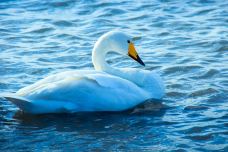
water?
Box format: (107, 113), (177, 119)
(0, 0), (227, 151)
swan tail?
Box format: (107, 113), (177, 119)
(4, 95), (32, 112)
(4, 95), (78, 114)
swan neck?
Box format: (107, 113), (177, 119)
(92, 35), (127, 82)
(92, 38), (116, 73)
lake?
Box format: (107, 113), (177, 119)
(0, 0), (227, 151)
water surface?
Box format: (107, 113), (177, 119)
(0, 0), (228, 151)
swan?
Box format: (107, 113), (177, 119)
(5, 31), (165, 114)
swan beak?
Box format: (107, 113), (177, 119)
(128, 42), (145, 66)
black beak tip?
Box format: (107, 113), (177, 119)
(128, 54), (146, 67)
(136, 55), (145, 66)
(139, 60), (145, 66)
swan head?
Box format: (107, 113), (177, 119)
(102, 31), (145, 66)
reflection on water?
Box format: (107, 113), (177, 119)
(14, 100), (168, 133)
(0, 0), (227, 151)
(5, 101), (169, 151)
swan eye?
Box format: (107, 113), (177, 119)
(127, 40), (130, 43)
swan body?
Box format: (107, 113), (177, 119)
(5, 31), (165, 114)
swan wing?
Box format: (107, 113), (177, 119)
(17, 70), (136, 96)
(11, 70), (148, 113)
(121, 68), (165, 99)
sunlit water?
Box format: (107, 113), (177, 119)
(0, 0), (228, 151)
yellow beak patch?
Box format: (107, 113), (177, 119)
(128, 42), (138, 60)
(128, 42), (145, 66)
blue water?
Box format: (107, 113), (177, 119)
(0, 0), (228, 151)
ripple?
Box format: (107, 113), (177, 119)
(53, 20), (74, 27)
(190, 69), (219, 79)
(185, 126), (205, 134)
(217, 45), (228, 52)
(189, 88), (219, 97)
(163, 65), (203, 75)
(193, 8), (216, 16)
(187, 134), (214, 141)
(166, 91), (187, 98)
(28, 27), (54, 34)
(48, 0), (74, 8)
(184, 106), (209, 111)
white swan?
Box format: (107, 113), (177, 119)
(5, 31), (165, 114)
